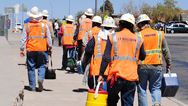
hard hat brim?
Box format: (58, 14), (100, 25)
(85, 12), (94, 16)
(101, 24), (117, 28)
(136, 19), (151, 25)
(92, 20), (102, 24)
(66, 19), (74, 22)
(27, 11), (43, 18)
(119, 19), (135, 26)
(43, 14), (49, 17)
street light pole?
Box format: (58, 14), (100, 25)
(45, 0), (53, 19)
(69, 0), (70, 15)
(95, 0), (97, 16)
(103, 0), (105, 18)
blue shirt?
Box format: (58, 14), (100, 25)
(24, 18), (30, 24)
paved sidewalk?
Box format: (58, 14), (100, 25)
(7, 31), (187, 106)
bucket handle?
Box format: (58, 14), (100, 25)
(167, 68), (171, 77)
(94, 81), (102, 99)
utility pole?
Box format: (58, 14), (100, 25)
(95, 0), (97, 16)
(103, 0), (105, 18)
(69, 0), (70, 15)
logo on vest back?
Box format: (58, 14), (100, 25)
(118, 37), (136, 42)
(144, 34), (156, 37)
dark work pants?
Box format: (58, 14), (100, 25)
(107, 77), (137, 106)
(77, 40), (82, 60)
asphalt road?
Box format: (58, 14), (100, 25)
(164, 33), (188, 104)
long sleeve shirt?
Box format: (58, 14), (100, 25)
(138, 37), (171, 71)
(20, 22), (52, 51)
(84, 37), (146, 76)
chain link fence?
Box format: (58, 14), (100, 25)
(0, 14), (8, 40)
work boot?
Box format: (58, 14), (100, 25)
(154, 103), (161, 106)
(38, 80), (43, 92)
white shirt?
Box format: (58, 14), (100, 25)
(54, 22), (59, 29)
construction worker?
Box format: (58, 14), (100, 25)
(42, 10), (54, 44)
(58, 15), (76, 70)
(82, 15), (102, 47)
(20, 6), (52, 92)
(136, 14), (171, 106)
(97, 13), (146, 106)
(42, 10), (55, 64)
(83, 17), (116, 91)
(73, 8), (93, 60)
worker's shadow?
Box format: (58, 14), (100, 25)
(56, 68), (78, 74)
(24, 86), (53, 92)
(72, 88), (88, 93)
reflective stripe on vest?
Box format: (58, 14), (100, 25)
(79, 19), (87, 31)
(63, 25), (74, 36)
(27, 21), (45, 39)
(92, 34), (102, 59)
(138, 31), (162, 64)
(111, 33), (141, 63)
(89, 29), (92, 40)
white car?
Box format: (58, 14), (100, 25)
(166, 23), (188, 33)
(14, 23), (22, 30)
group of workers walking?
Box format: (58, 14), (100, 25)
(20, 6), (171, 106)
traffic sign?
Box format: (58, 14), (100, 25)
(19, 3), (27, 12)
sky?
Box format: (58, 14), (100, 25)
(0, 0), (187, 24)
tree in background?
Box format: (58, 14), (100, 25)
(100, 0), (114, 16)
(75, 11), (85, 22)
(120, 0), (141, 19)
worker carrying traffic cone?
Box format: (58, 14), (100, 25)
(97, 13), (146, 106)
(136, 14), (171, 106)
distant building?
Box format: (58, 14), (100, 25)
(181, 14), (188, 24)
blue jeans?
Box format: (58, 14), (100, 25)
(27, 51), (46, 90)
(137, 69), (162, 106)
(95, 76), (107, 91)
(107, 77), (137, 106)
(62, 46), (75, 69)
(45, 46), (49, 63)
(54, 29), (59, 37)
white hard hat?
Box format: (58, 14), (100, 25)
(92, 16), (102, 24)
(42, 10), (49, 17)
(137, 14), (151, 25)
(66, 15), (74, 22)
(85, 8), (94, 16)
(119, 13), (135, 26)
(80, 14), (86, 19)
(101, 17), (117, 28)
(27, 6), (43, 18)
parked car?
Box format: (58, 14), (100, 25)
(14, 23), (22, 30)
(166, 23), (188, 33)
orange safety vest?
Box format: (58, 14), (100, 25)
(87, 27), (101, 42)
(137, 28), (164, 65)
(89, 34), (109, 76)
(77, 18), (92, 40)
(24, 21), (47, 51)
(42, 19), (52, 32)
(61, 24), (76, 46)
(107, 29), (143, 82)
